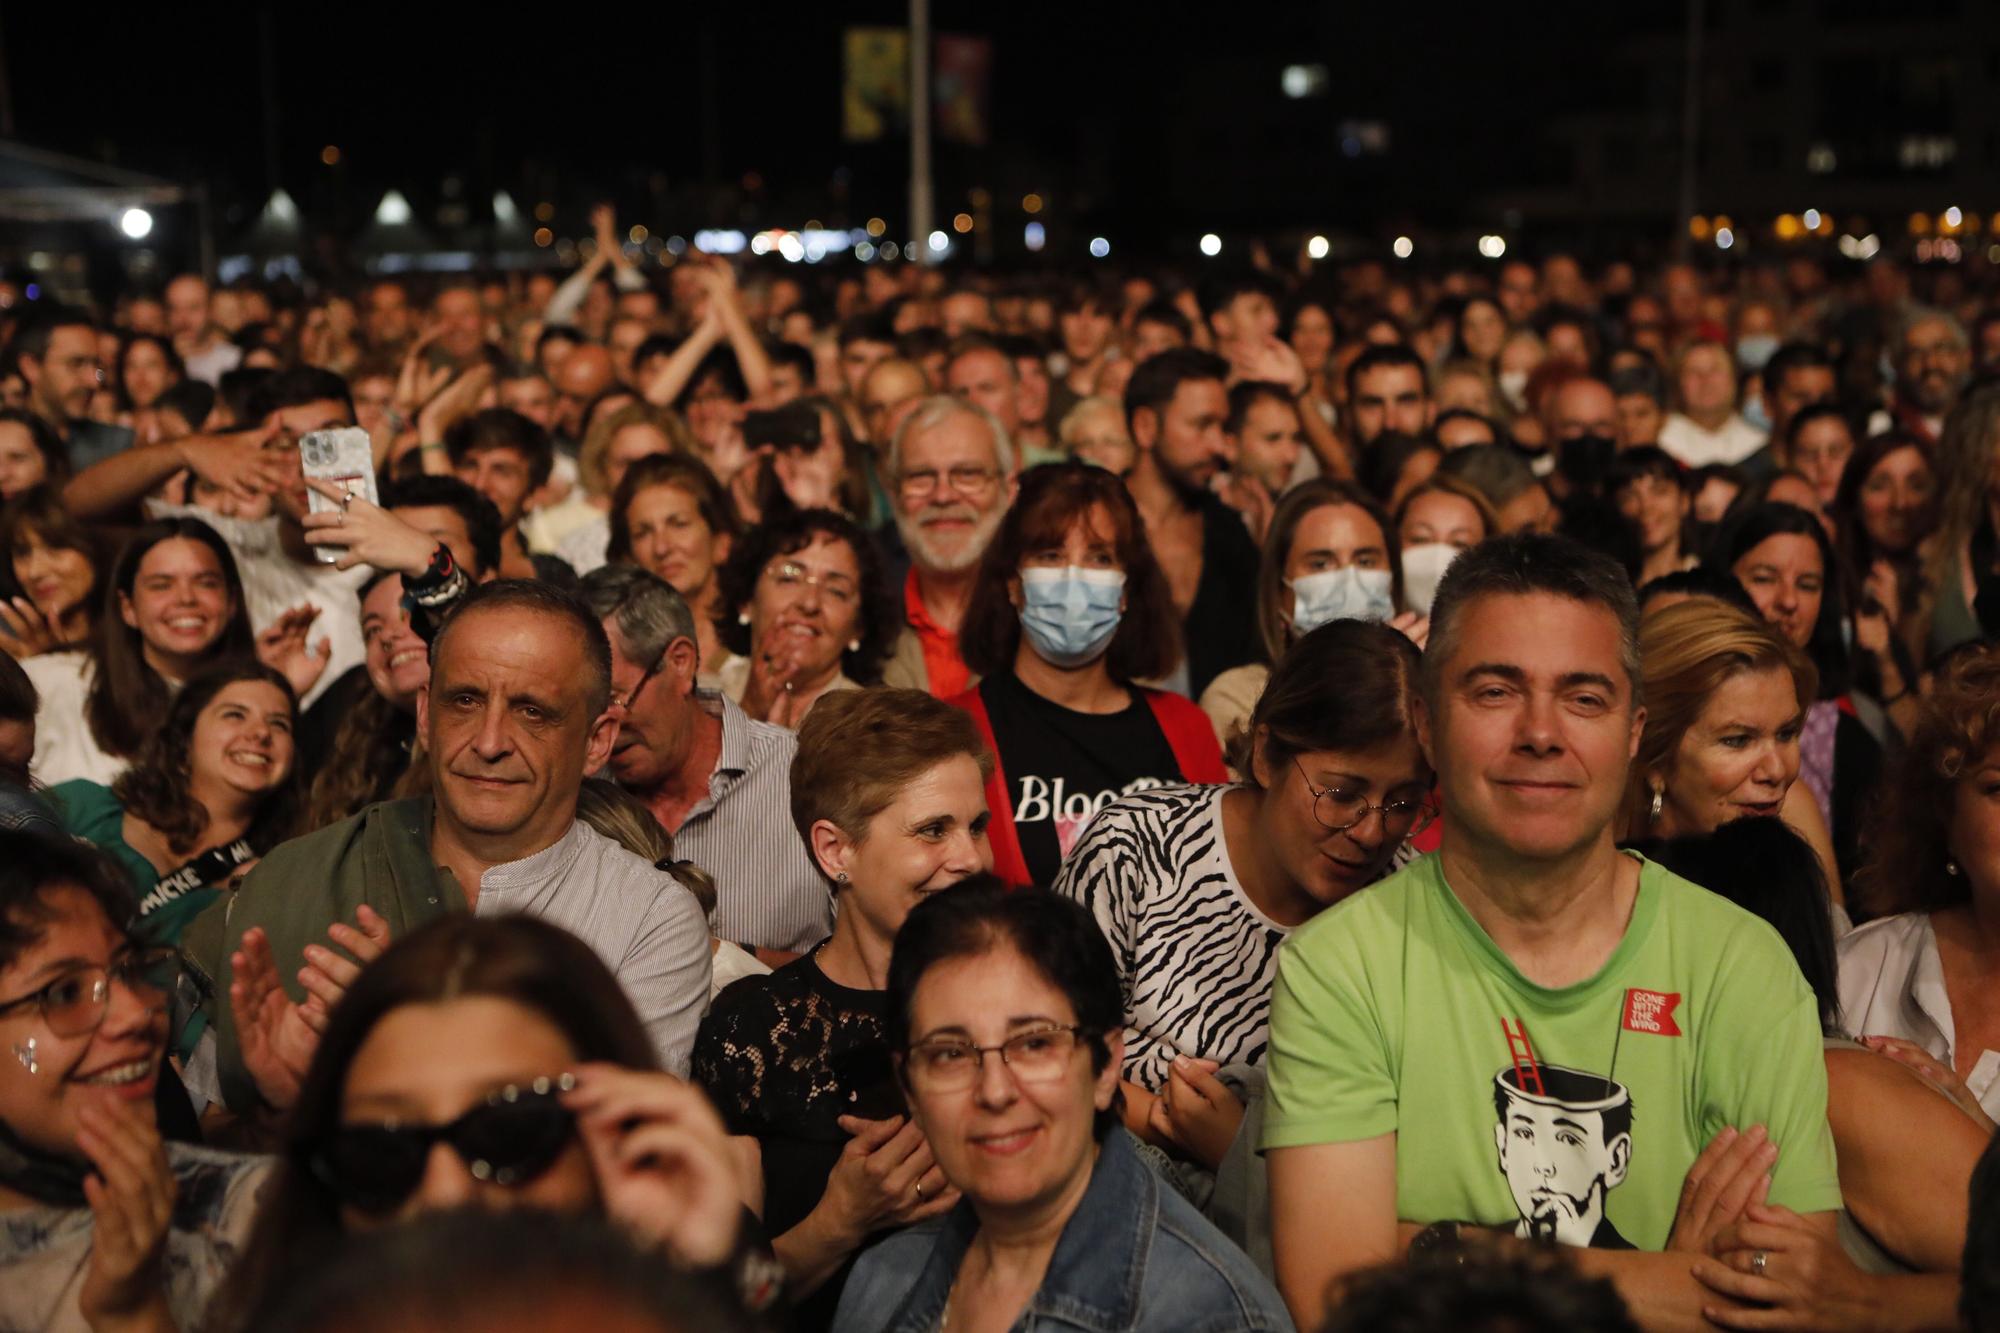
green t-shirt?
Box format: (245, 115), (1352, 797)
(1261, 851), (1841, 1252)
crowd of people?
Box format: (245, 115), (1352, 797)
(4, 211), (2000, 1331)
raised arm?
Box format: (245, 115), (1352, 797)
(63, 420), (287, 521)
(694, 258), (774, 405)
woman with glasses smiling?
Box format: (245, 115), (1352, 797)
(831, 882), (1292, 1332)
(212, 912), (763, 1331)
(711, 507), (895, 729)
(1053, 620), (1430, 1200)
(0, 830), (266, 1333)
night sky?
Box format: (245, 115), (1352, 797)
(4, 2), (1665, 261)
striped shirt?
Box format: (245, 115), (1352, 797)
(665, 691), (835, 954)
(1052, 782), (1415, 1093)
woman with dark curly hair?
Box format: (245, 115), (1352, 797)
(711, 507), (894, 728)
(1840, 643), (2000, 1124)
(46, 659), (300, 946)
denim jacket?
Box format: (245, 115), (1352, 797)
(831, 1128), (1295, 1333)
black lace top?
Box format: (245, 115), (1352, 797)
(692, 952), (902, 1330)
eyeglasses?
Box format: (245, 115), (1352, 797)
(904, 1025), (1090, 1094)
(1293, 757), (1435, 836)
(0, 946), (180, 1037)
(614, 642), (670, 712)
(304, 1074), (578, 1215)
(765, 560), (857, 606)
(897, 466), (1000, 500)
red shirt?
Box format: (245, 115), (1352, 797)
(905, 568), (971, 699)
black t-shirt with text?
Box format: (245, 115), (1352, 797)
(980, 670), (1183, 886)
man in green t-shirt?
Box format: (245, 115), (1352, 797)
(1263, 533), (1842, 1329)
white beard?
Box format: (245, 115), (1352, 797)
(898, 503), (1005, 574)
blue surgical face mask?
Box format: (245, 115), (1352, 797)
(1019, 566), (1125, 668)
(1741, 394), (1772, 434)
(1289, 566), (1394, 636)
(1735, 333), (1780, 371)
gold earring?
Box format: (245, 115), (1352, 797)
(1649, 787), (1664, 821)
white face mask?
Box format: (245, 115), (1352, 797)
(1498, 369), (1530, 410)
(1289, 566), (1394, 636)
(1399, 543), (1462, 616)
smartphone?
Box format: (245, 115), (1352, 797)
(742, 405), (821, 453)
(300, 428), (379, 565)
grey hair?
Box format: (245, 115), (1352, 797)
(886, 393), (1016, 479)
(577, 565), (699, 669)
(1900, 305), (1968, 352)
(1421, 532), (1643, 711)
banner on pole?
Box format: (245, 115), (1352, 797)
(843, 28), (910, 142)
(933, 34), (991, 146)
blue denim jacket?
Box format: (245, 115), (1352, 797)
(831, 1128), (1295, 1333)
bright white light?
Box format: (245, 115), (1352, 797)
(881, 242), (901, 260)
(1280, 64), (1328, 99)
(1802, 208), (1820, 231)
(1946, 206), (1964, 228)
(1199, 232), (1222, 257)
(778, 235), (806, 263)
(1715, 227), (1735, 250)
(749, 234), (773, 256)
(374, 190), (413, 225)
(1307, 234), (1330, 260)
(1392, 235), (1414, 259)
(119, 208), (153, 240)
(1859, 234), (1881, 259)
(492, 192), (520, 224)
(1088, 236), (1110, 259)
(855, 241), (877, 261)
(692, 229), (746, 255)
(262, 190), (299, 225)
(1024, 221), (1046, 252)
(928, 230), (949, 253)
(1477, 234), (1506, 259)
(1838, 234), (1860, 258)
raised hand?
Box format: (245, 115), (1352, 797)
(300, 478), (439, 575)
(417, 363), (495, 444)
(254, 603), (333, 699)
(0, 596), (62, 657)
(229, 925), (324, 1110)
(563, 1064), (744, 1268)
(76, 1095), (177, 1332)
(179, 417), (289, 505)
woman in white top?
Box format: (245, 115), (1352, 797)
(25, 519), (323, 789)
(1839, 644), (2000, 1124)
(551, 400), (689, 574)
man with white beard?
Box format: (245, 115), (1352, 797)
(880, 396), (1017, 697)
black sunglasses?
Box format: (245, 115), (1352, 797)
(304, 1074), (577, 1214)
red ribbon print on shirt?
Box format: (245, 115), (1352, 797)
(1621, 988), (1682, 1036)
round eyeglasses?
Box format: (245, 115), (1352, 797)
(1293, 757), (1435, 836)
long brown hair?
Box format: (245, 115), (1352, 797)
(958, 462), (1180, 684)
(210, 915), (659, 1332)
(113, 658), (301, 857)
(87, 518), (256, 759)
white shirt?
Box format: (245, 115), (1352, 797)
(1658, 411), (1769, 469)
(181, 338), (243, 388)
(22, 651), (127, 786)
(146, 505), (368, 710)
(1836, 910), (2000, 1121)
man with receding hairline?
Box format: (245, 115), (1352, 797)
(187, 580), (713, 1110)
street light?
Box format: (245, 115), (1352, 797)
(1199, 232), (1222, 257)
(120, 208), (153, 240)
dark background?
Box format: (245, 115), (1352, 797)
(6, 1), (1999, 269)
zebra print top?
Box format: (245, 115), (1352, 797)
(1052, 782), (1411, 1094)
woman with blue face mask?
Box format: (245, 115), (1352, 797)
(1199, 480), (1413, 755)
(949, 465), (1226, 888)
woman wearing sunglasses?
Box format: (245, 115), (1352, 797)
(211, 912), (757, 1331)
(0, 830), (264, 1333)
(832, 882), (1292, 1332)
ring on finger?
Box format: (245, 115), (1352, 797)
(914, 1181), (925, 1202)
(1751, 1249), (1768, 1276)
